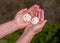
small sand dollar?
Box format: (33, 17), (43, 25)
(23, 13), (31, 22)
(32, 17), (39, 25)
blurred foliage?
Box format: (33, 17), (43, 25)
(0, 0), (60, 43)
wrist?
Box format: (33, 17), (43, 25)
(21, 31), (35, 43)
(14, 18), (25, 29)
(23, 31), (35, 37)
(12, 20), (20, 29)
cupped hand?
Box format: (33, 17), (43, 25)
(14, 5), (39, 29)
(24, 9), (47, 35)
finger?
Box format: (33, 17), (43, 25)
(40, 9), (44, 21)
(38, 9), (41, 19)
(38, 9), (42, 23)
(28, 4), (39, 12)
(35, 8), (39, 16)
(41, 20), (47, 27)
(17, 8), (27, 15)
(28, 4), (39, 17)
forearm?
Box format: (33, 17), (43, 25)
(15, 31), (35, 43)
(0, 20), (20, 39)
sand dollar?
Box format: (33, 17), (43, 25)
(23, 13), (31, 22)
(31, 17), (39, 25)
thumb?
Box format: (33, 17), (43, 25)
(41, 20), (47, 27)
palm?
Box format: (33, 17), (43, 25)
(15, 5), (39, 28)
(15, 9), (29, 28)
(24, 5), (47, 34)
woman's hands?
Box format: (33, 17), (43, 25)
(14, 5), (39, 29)
(15, 5), (47, 43)
(14, 4), (47, 34)
(24, 8), (47, 35)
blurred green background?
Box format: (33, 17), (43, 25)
(0, 0), (60, 43)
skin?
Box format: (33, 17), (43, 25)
(0, 4), (40, 39)
(0, 4), (47, 43)
(16, 5), (47, 43)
